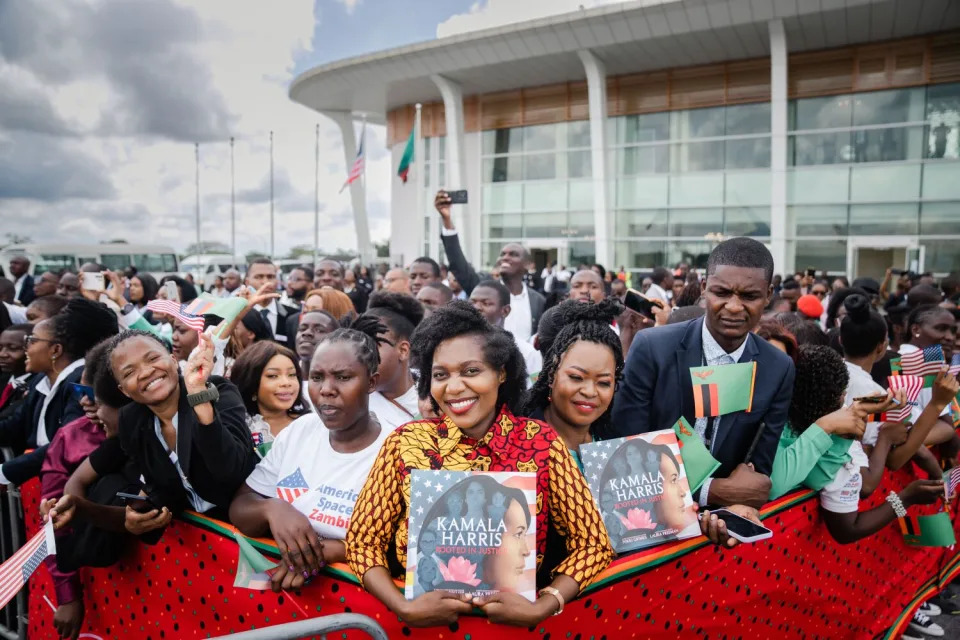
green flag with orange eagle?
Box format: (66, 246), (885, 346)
(689, 362), (757, 418)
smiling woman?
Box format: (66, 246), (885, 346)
(96, 330), (258, 540)
(345, 300), (613, 629)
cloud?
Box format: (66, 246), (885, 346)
(336, 0), (363, 15)
(436, 0), (623, 38)
(0, 132), (114, 201)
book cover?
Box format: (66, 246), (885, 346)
(405, 470), (537, 601)
(582, 429), (700, 553)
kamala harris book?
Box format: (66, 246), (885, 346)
(581, 429), (700, 553)
(405, 470), (537, 601)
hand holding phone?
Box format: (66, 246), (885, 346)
(448, 189), (468, 204)
(700, 507), (772, 544)
(116, 491), (158, 514)
(623, 288), (663, 319)
(163, 281), (180, 303)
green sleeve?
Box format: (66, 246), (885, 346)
(768, 424), (834, 500)
(126, 315), (172, 347)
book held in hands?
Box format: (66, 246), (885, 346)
(405, 470), (536, 601)
(582, 429), (700, 553)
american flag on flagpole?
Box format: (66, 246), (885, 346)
(339, 124), (365, 193)
(146, 300), (206, 332)
(899, 345), (945, 377)
(0, 520), (55, 610)
(887, 374), (925, 422)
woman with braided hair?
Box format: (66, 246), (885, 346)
(230, 314), (389, 593)
(345, 300), (613, 628)
(522, 299), (624, 471)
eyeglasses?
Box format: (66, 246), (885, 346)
(68, 383), (96, 403)
(23, 335), (58, 348)
(812, 290), (828, 298)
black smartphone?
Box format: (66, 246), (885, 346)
(890, 268), (906, 275)
(703, 509), (773, 543)
(853, 395), (888, 404)
(624, 288), (663, 319)
(116, 492), (159, 514)
(448, 189), (468, 204)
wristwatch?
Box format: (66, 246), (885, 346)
(187, 383), (219, 407)
(121, 302), (135, 315)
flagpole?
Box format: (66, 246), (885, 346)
(269, 130), (275, 261)
(415, 103), (423, 260)
(313, 123), (319, 270)
(230, 136), (236, 263)
(195, 142), (201, 276)
(361, 114), (367, 263)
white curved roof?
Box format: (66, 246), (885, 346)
(289, 0), (957, 120)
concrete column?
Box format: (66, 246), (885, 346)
(325, 111), (372, 263)
(431, 74), (475, 264)
(768, 19), (791, 275)
(578, 50), (612, 268)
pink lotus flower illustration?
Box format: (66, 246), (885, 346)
(437, 556), (482, 586)
(616, 508), (656, 530)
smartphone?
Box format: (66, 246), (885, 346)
(116, 492), (159, 514)
(853, 395), (888, 404)
(163, 281), (180, 303)
(890, 268), (906, 276)
(624, 288), (663, 319)
(448, 189), (468, 204)
(81, 272), (105, 292)
(703, 509), (773, 543)
(805, 268), (816, 278)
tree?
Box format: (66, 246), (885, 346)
(244, 250), (268, 263)
(184, 241), (232, 256)
(373, 240), (390, 258)
(286, 245), (315, 260)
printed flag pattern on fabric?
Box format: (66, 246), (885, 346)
(900, 345), (945, 377)
(0, 520), (54, 609)
(146, 300), (206, 332)
(276, 468), (309, 503)
(340, 124), (365, 193)
(689, 361), (757, 418)
(886, 375), (925, 422)
(949, 353), (960, 377)
(232, 532), (278, 591)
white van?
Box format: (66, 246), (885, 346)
(181, 254), (246, 287)
(0, 243), (180, 279)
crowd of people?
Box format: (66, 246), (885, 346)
(0, 191), (958, 638)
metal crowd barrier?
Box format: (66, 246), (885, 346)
(207, 613), (388, 640)
(0, 448), (27, 640)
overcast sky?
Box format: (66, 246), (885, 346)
(0, 0), (617, 257)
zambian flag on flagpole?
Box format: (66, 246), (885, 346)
(899, 512), (956, 547)
(689, 361), (757, 418)
(397, 124), (415, 183)
(672, 417), (721, 492)
(232, 531), (279, 591)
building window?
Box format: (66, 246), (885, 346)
(795, 240), (847, 273)
(923, 238), (960, 274)
(920, 202), (960, 235)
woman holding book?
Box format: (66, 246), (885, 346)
(346, 301), (613, 628)
(521, 300), (624, 471)
(229, 316), (389, 593)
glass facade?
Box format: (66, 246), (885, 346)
(468, 82), (960, 274)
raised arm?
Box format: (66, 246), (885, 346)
(435, 190), (480, 295)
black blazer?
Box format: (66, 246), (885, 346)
(440, 231), (546, 335)
(15, 275), (35, 306)
(274, 302), (300, 349)
(607, 316), (794, 484)
(0, 368), (84, 485)
(116, 376), (258, 516)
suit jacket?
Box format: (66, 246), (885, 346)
(440, 231), (546, 335)
(15, 274), (35, 306)
(274, 302), (300, 350)
(607, 316), (794, 482)
(116, 376), (258, 516)
(0, 368), (85, 485)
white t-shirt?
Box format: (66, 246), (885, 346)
(898, 344), (950, 423)
(844, 361), (887, 446)
(516, 338), (542, 386)
(820, 441), (868, 514)
(245, 413), (388, 540)
(368, 386), (419, 432)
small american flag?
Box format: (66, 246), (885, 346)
(0, 520), (55, 610)
(276, 468), (309, 503)
(946, 467), (960, 499)
(339, 124), (365, 193)
(887, 375), (925, 422)
(949, 353), (960, 378)
(146, 300), (206, 332)
(900, 345), (945, 377)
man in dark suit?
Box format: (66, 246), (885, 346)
(609, 238), (794, 521)
(434, 190), (545, 343)
(9, 256), (35, 306)
(244, 258), (299, 350)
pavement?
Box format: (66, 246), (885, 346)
(901, 580), (960, 639)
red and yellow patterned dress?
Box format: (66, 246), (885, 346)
(346, 406), (613, 589)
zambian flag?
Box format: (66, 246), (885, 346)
(233, 532), (278, 590)
(672, 417), (720, 492)
(689, 362), (757, 418)
(899, 512), (956, 547)
(397, 125), (415, 183)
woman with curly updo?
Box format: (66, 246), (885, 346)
(345, 301), (613, 628)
